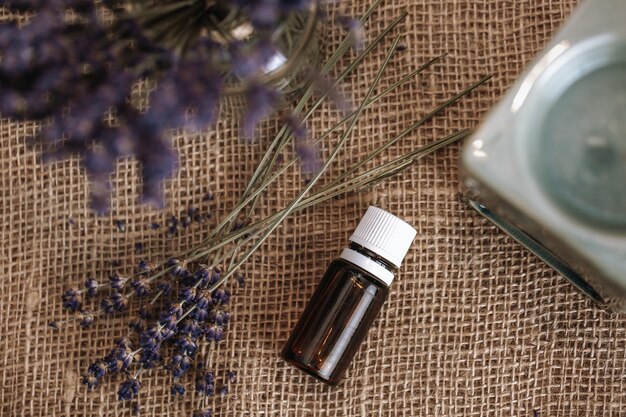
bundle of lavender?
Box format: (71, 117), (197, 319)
(52, 1), (490, 415)
(0, 0), (354, 212)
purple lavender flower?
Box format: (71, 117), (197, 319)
(100, 299), (115, 315)
(62, 288), (81, 312)
(168, 353), (192, 379)
(82, 373), (98, 390)
(205, 324), (225, 342)
(88, 362), (107, 379)
(212, 288), (231, 305)
(179, 287), (197, 303)
(209, 307), (230, 327)
(118, 378), (141, 401)
(180, 319), (204, 339)
(243, 83), (280, 139)
(193, 268), (212, 289)
(79, 310), (95, 328)
(129, 317), (146, 333)
(137, 259), (151, 273)
(156, 281), (173, 296)
(84, 278), (99, 297)
(195, 370), (215, 396)
(166, 258), (183, 275)
(114, 219), (126, 232)
(112, 292), (129, 312)
(176, 335), (198, 357)
(109, 273), (126, 290)
(0, 0), (320, 212)
(134, 242), (144, 254)
(130, 278), (150, 298)
(166, 215), (180, 236)
(170, 383), (185, 397)
(235, 273), (246, 287)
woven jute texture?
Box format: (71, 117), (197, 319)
(3, 0), (626, 416)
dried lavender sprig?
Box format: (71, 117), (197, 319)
(189, 129), (473, 287)
(207, 5), (403, 264)
(182, 72), (490, 263)
(123, 8), (405, 273)
(243, 11), (409, 203)
(107, 129), (475, 297)
(227, 11), (411, 258)
(198, 36), (401, 290)
(240, 0), (391, 198)
(189, 53), (446, 262)
(207, 11), (407, 268)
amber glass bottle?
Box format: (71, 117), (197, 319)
(281, 206), (416, 385)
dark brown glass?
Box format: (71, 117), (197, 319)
(281, 258), (390, 386)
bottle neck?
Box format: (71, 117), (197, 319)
(339, 243), (397, 286)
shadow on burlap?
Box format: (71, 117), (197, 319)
(2, 0), (625, 416)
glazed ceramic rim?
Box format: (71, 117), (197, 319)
(515, 35), (626, 231)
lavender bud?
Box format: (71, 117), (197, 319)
(84, 278), (99, 297)
(61, 288), (81, 312)
(82, 373), (98, 390)
(79, 310), (95, 328)
(109, 273), (126, 290)
(100, 298), (115, 315)
(130, 278), (150, 297)
(212, 289), (231, 305)
(112, 292), (129, 311)
(88, 361), (107, 379)
(170, 383), (185, 397)
(118, 378), (141, 401)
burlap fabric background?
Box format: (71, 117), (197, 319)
(3, 0), (626, 416)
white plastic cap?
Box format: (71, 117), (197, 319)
(349, 206), (417, 268)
